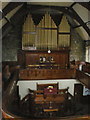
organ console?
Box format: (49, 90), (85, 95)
(18, 48), (70, 68)
(18, 48), (76, 80)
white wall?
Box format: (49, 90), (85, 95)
(17, 79), (80, 99)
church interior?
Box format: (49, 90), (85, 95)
(1, 1), (90, 120)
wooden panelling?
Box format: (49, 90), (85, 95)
(18, 49), (70, 68)
(25, 52), (68, 66)
(74, 84), (83, 102)
(26, 53), (39, 65)
(19, 68), (75, 80)
(18, 49), (71, 80)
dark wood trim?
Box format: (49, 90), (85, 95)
(20, 49), (70, 53)
(78, 2), (90, 11)
(28, 4), (68, 13)
(28, 4), (90, 36)
(58, 32), (70, 34)
(69, 2), (76, 9)
(73, 21), (90, 28)
(2, 4), (27, 38)
(27, 4), (70, 17)
(70, 8), (90, 36)
(70, 28), (72, 48)
(2, 2), (25, 18)
(36, 27), (58, 30)
(4, 16), (10, 23)
(76, 69), (90, 89)
(73, 24), (83, 28)
(57, 26), (59, 48)
(1, 10), (14, 29)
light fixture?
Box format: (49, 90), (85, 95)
(48, 50), (51, 53)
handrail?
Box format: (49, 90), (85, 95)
(2, 70), (90, 119)
(2, 70), (21, 118)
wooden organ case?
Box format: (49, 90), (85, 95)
(18, 49), (75, 117)
(18, 49), (75, 80)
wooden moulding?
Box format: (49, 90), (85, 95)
(76, 69), (90, 89)
(19, 68), (75, 80)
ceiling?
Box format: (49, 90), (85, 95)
(28, 2), (74, 6)
(1, 1), (90, 40)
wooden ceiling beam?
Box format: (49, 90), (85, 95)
(27, 4), (66, 13)
(69, 2), (76, 9)
(2, 4), (27, 38)
(27, 4), (90, 36)
(2, 2), (25, 18)
(2, 3), (90, 38)
(70, 8), (90, 36)
(73, 21), (90, 29)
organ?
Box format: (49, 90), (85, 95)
(18, 48), (76, 80)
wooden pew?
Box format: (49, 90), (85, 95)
(76, 69), (90, 89)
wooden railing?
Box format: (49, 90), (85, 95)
(83, 62), (90, 74)
(2, 68), (90, 119)
(19, 68), (75, 80)
(76, 69), (90, 89)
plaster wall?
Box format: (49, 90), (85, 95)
(17, 79), (80, 99)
